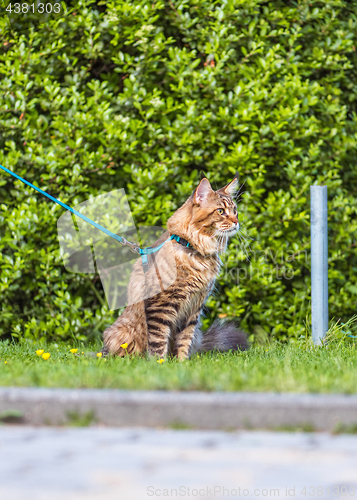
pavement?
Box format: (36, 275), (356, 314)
(2, 388), (357, 431)
(1, 426), (357, 500)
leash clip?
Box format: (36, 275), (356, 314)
(121, 237), (140, 254)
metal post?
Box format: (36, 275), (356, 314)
(310, 185), (328, 344)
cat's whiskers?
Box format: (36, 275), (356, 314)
(211, 229), (221, 239)
(239, 226), (255, 241)
(214, 229), (233, 253)
(217, 234), (224, 253)
(237, 231), (251, 262)
(238, 226), (253, 248)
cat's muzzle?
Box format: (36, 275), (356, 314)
(223, 224), (240, 237)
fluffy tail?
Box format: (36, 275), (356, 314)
(193, 319), (249, 355)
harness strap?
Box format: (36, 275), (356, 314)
(171, 235), (192, 248)
(0, 163), (139, 250)
(0, 164), (193, 270)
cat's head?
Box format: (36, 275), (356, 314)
(167, 176), (240, 256)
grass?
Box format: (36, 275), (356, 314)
(1, 333), (357, 393)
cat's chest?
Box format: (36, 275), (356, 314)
(170, 250), (220, 318)
(177, 252), (220, 283)
(175, 259), (218, 311)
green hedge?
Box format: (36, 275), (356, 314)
(1, 0), (357, 342)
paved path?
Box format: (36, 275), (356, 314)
(2, 388), (357, 430)
(1, 427), (357, 500)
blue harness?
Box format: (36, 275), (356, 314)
(0, 164), (192, 269)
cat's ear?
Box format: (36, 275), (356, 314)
(219, 173), (239, 197)
(193, 178), (213, 205)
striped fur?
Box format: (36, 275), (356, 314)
(103, 177), (248, 359)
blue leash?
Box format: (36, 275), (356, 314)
(0, 164), (181, 268)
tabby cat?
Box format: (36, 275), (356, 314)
(102, 176), (248, 359)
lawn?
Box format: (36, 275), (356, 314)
(1, 336), (357, 393)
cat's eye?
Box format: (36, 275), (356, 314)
(217, 208), (225, 215)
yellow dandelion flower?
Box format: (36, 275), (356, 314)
(70, 348), (78, 354)
(120, 343), (128, 349)
(42, 353), (50, 360)
(36, 349), (44, 356)
(5, 361), (7, 364)
(97, 352), (102, 358)
(81, 352), (84, 354)
(157, 359), (164, 364)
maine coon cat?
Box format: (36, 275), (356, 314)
(102, 176), (248, 359)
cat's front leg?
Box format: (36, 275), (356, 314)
(145, 299), (172, 358)
(147, 322), (171, 358)
(145, 298), (173, 357)
(175, 313), (200, 360)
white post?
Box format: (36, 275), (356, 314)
(310, 186), (328, 344)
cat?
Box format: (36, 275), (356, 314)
(102, 176), (248, 359)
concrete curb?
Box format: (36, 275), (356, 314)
(1, 388), (357, 430)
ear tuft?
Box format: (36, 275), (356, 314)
(220, 176), (239, 197)
(194, 178), (212, 205)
